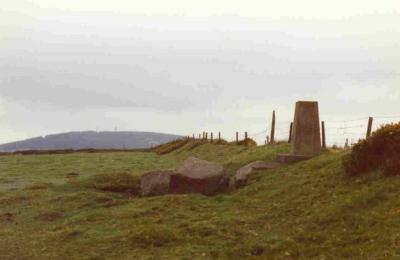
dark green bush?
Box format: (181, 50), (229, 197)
(382, 157), (400, 176)
(344, 122), (400, 176)
(237, 138), (257, 147)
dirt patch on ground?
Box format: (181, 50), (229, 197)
(25, 183), (53, 190)
(66, 172), (80, 179)
(0, 195), (30, 206)
(0, 212), (15, 222)
(81, 173), (141, 196)
(35, 212), (64, 222)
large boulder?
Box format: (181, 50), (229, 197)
(140, 171), (173, 196)
(169, 157), (230, 196)
(234, 161), (281, 188)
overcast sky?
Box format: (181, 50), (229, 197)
(1, 0), (399, 144)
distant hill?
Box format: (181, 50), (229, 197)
(0, 131), (182, 152)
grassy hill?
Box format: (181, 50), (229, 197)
(1, 142), (399, 259)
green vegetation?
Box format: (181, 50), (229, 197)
(236, 138), (257, 147)
(344, 122), (400, 176)
(1, 142), (400, 259)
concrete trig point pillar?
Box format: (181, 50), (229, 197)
(277, 101), (321, 163)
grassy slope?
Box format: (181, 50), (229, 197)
(1, 143), (400, 259)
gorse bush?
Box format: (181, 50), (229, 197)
(344, 122), (400, 176)
(236, 138), (257, 147)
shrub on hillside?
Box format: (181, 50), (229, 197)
(343, 122), (400, 176)
(237, 138), (257, 147)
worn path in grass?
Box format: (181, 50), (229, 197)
(1, 143), (400, 259)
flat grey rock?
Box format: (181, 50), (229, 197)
(234, 161), (282, 188)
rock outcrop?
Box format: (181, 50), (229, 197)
(234, 161), (281, 188)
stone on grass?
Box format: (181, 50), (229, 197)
(234, 160), (282, 188)
(169, 157), (229, 196)
(234, 165), (253, 188)
(140, 171), (173, 196)
(245, 160), (281, 170)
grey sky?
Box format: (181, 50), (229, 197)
(1, 0), (399, 145)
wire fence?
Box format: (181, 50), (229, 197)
(190, 114), (400, 147)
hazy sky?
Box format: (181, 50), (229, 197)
(1, 0), (399, 144)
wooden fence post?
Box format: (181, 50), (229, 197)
(218, 132), (221, 141)
(211, 132), (213, 143)
(205, 132), (208, 141)
(245, 132), (248, 140)
(321, 121), (326, 149)
(366, 117), (373, 138)
(288, 122), (293, 143)
(236, 132), (239, 144)
(199, 133), (201, 140)
(270, 110), (276, 144)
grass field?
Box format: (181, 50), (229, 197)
(1, 142), (400, 259)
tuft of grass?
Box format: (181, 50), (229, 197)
(128, 225), (181, 248)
